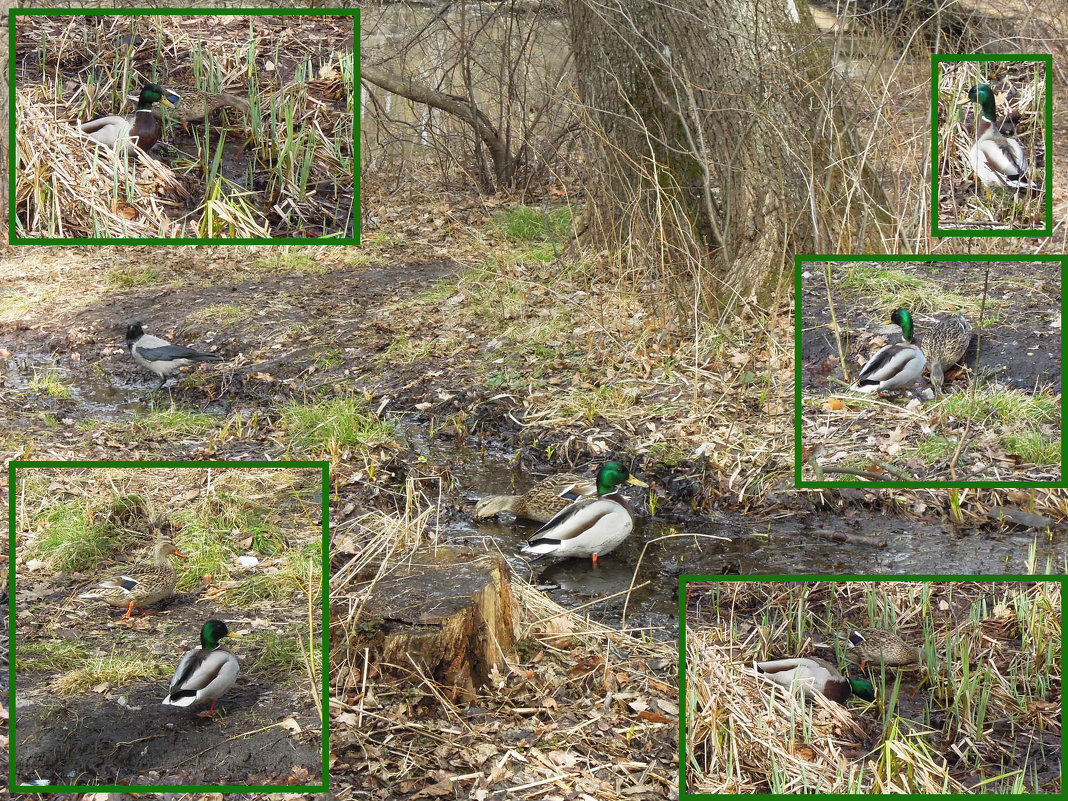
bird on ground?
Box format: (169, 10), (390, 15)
(850, 308), (926, 395)
(474, 472), (597, 524)
(755, 657), (876, 703)
(162, 619), (239, 717)
(141, 86), (251, 131)
(966, 83), (1039, 193)
(520, 461), (647, 565)
(921, 315), (972, 395)
(77, 538), (185, 620)
(79, 83), (180, 153)
(126, 322), (225, 393)
(844, 628), (919, 669)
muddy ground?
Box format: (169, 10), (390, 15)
(14, 573), (321, 787)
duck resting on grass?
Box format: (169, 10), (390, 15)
(755, 657), (876, 703)
(966, 83), (1039, 193)
(78, 538), (185, 620)
(162, 619), (239, 717)
(520, 461), (647, 565)
(850, 308), (926, 395)
(922, 315), (972, 395)
(140, 86), (251, 132)
(475, 473), (597, 524)
(844, 628), (919, 669)
(79, 83), (180, 153)
(126, 322), (226, 394)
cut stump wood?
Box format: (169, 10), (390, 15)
(331, 548), (515, 701)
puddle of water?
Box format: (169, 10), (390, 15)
(408, 425), (1067, 640)
(2, 352), (231, 420)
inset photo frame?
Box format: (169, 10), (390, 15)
(7, 460), (328, 792)
(796, 254), (1064, 487)
(9, 8), (359, 243)
(932, 54), (1052, 237)
(680, 576), (1062, 796)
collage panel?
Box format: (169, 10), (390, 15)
(10, 8), (358, 243)
(7, 462), (327, 791)
(932, 55), (1052, 237)
(681, 577), (1062, 795)
(797, 255), (1063, 487)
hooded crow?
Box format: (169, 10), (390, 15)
(126, 322), (225, 392)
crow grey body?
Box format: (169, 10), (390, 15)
(126, 322), (224, 391)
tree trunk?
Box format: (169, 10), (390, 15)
(565, 0), (864, 306)
(330, 549), (516, 702)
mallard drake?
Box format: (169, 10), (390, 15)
(922, 315), (972, 395)
(851, 308), (927, 394)
(162, 619), (239, 717)
(755, 657), (875, 703)
(966, 83), (1039, 192)
(143, 86), (251, 131)
(845, 628), (918, 668)
(520, 461), (647, 565)
(79, 83), (179, 153)
(78, 538), (185, 619)
(474, 473), (597, 523)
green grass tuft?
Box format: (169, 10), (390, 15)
(280, 396), (395, 454)
(29, 368), (72, 399)
(1001, 432), (1060, 465)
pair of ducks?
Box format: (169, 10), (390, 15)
(756, 628), (919, 704)
(851, 308), (971, 396)
(79, 81), (249, 154)
(78, 538), (239, 717)
(474, 461), (647, 565)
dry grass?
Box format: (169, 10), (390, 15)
(686, 580), (1061, 794)
(13, 13), (355, 240)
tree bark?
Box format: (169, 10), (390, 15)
(565, 0), (862, 306)
(331, 549), (516, 702)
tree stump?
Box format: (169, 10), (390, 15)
(331, 548), (515, 701)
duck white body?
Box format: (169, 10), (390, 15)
(521, 494), (636, 560)
(851, 342), (926, 393)
(163, 648), (239, 707)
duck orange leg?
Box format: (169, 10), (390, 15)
(592, 553), (599, 566)
(196, 700), (218, 718)
(122, 601), (136, 619)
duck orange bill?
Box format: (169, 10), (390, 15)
(173, 549), (188, 558)
(627, 476), (649, 487)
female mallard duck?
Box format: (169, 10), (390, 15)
(850, 308), (927, 394)
(148, 86), (251, 131)
(845, 628), (918, 668)
(520, 461), (647, 565)
(922, 315), (972, 395)
(79, 83), (179, 153)
(78, 538), (185, 619)
(966, 83), (1039, 192)
(755, 657), (875, 703)
(162, 619), (239, 717)
(474, 473), (597, 523)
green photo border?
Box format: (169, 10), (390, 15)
(794, 253), (1067, 489)
(931, 54), (1053, 238)
(677, 573), (1066, 799)
(8, 7), (361, 245)
(6, 459), (330, 793)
